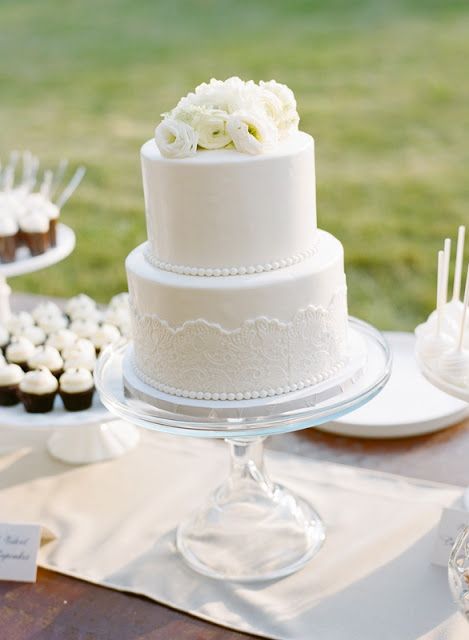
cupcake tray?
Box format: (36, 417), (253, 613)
(0, 392), (140, 465)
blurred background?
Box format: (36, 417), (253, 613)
(1, 0), (468, 329)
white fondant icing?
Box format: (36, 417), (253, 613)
(141, 131), (317, 270)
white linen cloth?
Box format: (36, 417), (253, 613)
(0, 423), (466, 640)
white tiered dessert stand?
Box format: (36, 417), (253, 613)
(96, 317), (391, 582)
(0, 224), (139, 464)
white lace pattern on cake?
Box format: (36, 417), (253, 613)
(129, 287), (348, 400)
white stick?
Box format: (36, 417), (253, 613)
(50, 159), (68, 199)
(55, 166), (86, 208)
(436, 250), (445, 336)
(40, 170), (53, 198)
(457, 264), (469, 351)
(443, 238), (451, 305)
(453, 226), (466, 302)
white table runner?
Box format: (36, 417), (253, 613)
(0, 424), (466, 639)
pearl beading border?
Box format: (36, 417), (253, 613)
(143, 244), (318, 277)
(131, 354), (347, 401)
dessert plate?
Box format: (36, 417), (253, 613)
(321, 331), (469, 438)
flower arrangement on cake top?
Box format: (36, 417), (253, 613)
(154, 77), (300, 159)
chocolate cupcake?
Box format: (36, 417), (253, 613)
(63, 338), (96, 371)
(59, 368), (94, 411)
(6, 337), (36, 371)
(46, 329), (77, 354)
(0, 363), (24, 406)
(20, 325), (46, 347)
(41, 201), (60, 247)
(91, 323), (120, 354)
(36, 312), (68, 335)
(69, 318), (99, 339)
(0, 216), (19, 263)
(27, 345), (64, 378)
(19, 211), (50, 256)
(19, 367), (58, 413)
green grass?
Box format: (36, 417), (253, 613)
(1, 0), (468, 329)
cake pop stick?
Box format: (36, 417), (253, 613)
(40, 170), (53, 198)
(457, 264), (469, 352)
(452, 226), (465, 302)
(55, 166), (86, 208)
(50, 159), (68, 199)
(436, 249), (445, 336)
(443, 238), (451, 305)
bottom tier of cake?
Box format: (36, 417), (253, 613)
(126, 230), (349, 400)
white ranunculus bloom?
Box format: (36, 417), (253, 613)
(260, 80), (299, 137)
(154, 118), (198, 159)
(193, 108), (231, 150)
(227, 110), (278, 155)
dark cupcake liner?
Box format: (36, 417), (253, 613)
(0, 384), (20, 406)
(48, 220), (58, 247)
(59, 386), (94, 412)
(24, 231), (50, 256)
(0, 236), (17, 263)
(20, 390), (57, 413)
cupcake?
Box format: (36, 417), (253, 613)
(32, 301), (63, 324)
(0, 216), (18, 263)
(59, 368), (95, 411)
(46, 329), (77, 353)
(19, 367), (58, 413)
(6, 337), (36, 371)
(69, 318), (99, 339)
(36, 312), (68, 334)
(108, 292), (129, 310)
(27, 345), (64, 378)
(63, 339), (96, 371)
(41, 201), (60, 247)
(91, 323), (120, 354)
(20, 325), (46, 347)
(0, 353), (6, 367)
(66, 294), (97, 319)
(19, 211), (50, 256)
(7, 312), (34, 333)
(0, 363), (24, 406)
(0, 325), (10, 354)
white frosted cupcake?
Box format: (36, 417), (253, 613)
(69, 318), (99, 339)
(19, 367), (58, 413)
(41, 201), (60, 247)
(37, 312), (68, 334)
(63, 339), (96, 371)
(6, 337), (36, 371)
(59, 368), (94, 411)
(91, 323), (120, 353)
(0, 216), (18, 263)
(27, 345), (64, 378)
(66, 294), (97, 319)
(7, 312), (34, 334)
(0, 363), (24, 406)
(20, 325), (46, 347)
(109, 292), (129, 310)
(19, 211), (50, 255)
(46, 329), (77, 353)
(32, 301), (63, 324)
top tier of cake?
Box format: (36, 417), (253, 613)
(141, 131), (317, 273)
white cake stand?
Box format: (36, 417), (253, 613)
(0, 223), (76, 324)
(95, 317), (391, 582)
(0, 396), (140, 465)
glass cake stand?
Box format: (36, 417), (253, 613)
(95, 317), (391, 582)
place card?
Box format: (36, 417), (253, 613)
(0, 522), (42, 582)
(432, 506), (469, 567)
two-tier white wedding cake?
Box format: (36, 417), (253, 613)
(126, 77), (349, 401)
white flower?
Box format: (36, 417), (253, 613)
(192, 108), (231, 150)
(227, 111), (278, 155)
(154, 118), (198, 159)
(260, 80), (299, 137)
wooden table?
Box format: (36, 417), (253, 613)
(1, 294), (468, 639)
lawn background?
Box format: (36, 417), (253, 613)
(1, 0), (468, 329)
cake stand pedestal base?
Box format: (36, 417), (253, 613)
(177, 437), (325, 582)
(47, 420), (140, 465)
